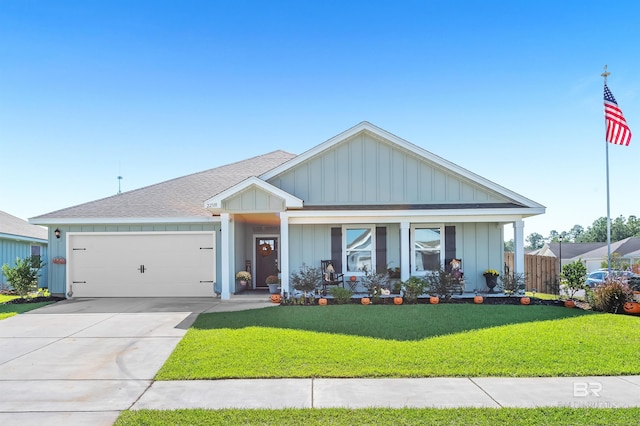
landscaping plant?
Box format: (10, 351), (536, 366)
(401, 276), (427, 303)
(561, 260), (587, 300)
(329, 287), (353, 305)
(359, 267), (391, 304)
(1, 256), (44, 298)
(592, 278), (632, 313)
(424, 268), (460, 300)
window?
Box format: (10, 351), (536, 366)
(344, 226), (375, 273)
(30, 245), (41, 262)
(412, 226), (442, 273)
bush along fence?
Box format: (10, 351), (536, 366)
(504, 252), (559, 295)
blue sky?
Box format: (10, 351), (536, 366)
(2, 0), (638, 240)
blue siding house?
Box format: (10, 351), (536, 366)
(31, 122), (544, 299)
(0, 210), (48, 290)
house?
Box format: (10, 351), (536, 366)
(30, 122), (544, 299)
(531, 237), (640, 272)
(0, 210), (48, 290)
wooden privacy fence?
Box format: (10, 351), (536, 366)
(504, 252), (559, 295)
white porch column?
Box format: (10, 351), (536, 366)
(279, 212), (289, 295)
(513, 219), (525, 275)
(220, 213), (231, 300)
(400, 221), (410, 281)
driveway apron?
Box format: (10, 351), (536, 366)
(0, 297), (271, 426)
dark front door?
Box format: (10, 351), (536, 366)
(255, 237), (278, 288)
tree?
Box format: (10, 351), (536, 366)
(526, 232), (545, 250)
(504, 239), (514, 252)
(1, 256), (44, 298)
(561, 260), (587, 300)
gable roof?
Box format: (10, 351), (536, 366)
(261, 121), (545, 210)
(532, 242), (607, 258)
(0, 210), (48, 242)
(578, 237), (640, 260)
(31, 151), (296, 224)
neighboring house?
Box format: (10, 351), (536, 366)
(0, 210), (48, 290)
(30, 122), (544, 299)
(532, 237), (640, 272)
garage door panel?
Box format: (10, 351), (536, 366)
(68, 233), (216, 298)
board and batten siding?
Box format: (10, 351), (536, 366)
(269, 132), (509, 206)
(287, 222), (502, 293)
(46, 223), (219, 296)
(0, 238), (48, 289)
(224, 187), (285, 212)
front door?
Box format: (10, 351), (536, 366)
(255, 237), (278, 288)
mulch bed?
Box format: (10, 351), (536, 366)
(2, 296), (65, 305)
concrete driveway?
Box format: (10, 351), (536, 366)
(0, 297), (273, 426)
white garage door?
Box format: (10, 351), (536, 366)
(67, 232), (216, 297)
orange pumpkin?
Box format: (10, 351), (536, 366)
(474, 296), (483, 304)
(350, 275), (357, 282)
(564, 300), (575, 308)
(520, 297), (531, 305)
(623, 302), (640, 314)
(318, 298), (328, 306)
(270, 294), (281, 304)
(429, 296), (439, 304)
(393, 297), (403, 305)
(361, 297), (371, 305)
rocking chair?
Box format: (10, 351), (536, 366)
(320, 260), (344, 295)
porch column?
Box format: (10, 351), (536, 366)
(279, 212), (289, 295)
(400, 221), (410, 281)
(513, 219), (525, 275)
(220, 213), (231, 300)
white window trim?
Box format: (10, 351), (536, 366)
(342, 224), (376, 276)
(410, 224), (444, 276)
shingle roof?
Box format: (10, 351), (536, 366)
(544, 242), (607, 259)
(31, 150), (296, 221)
(0, 210), (48, 241)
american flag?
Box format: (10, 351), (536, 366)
(604, 84), (632, 146)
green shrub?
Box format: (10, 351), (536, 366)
(592, 278), (632, 313)
(329, 287), (353, 304)
(1, 256), (44, 298)
(290, 264), (321, 293)
(402, 276), (427, 304)
(561, 260), (587, 299)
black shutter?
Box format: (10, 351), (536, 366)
(376, 227), (387, 273)
(331, 228), (342, 273)
(444, 225), (456, 268)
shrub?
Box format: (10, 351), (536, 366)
(592, 278), (633, 313)
(1, 256), (44, 298)
(359, 267), (391, 304)
(402, 276), (427, 304)
(290, 264), (321, 294)
(424, 268), (460, 299)
(561, 260), (587, 299)
(329, 287), (353, 304)
(500, 272), (526, 295)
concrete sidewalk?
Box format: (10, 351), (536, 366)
(1, 298), (639, 426)
(133, 376), (640, 410)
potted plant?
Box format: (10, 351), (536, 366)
(235, 271), (251, 286)
(266, 274), (280, 294)
(483, 269), (500, 293)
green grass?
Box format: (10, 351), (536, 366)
(0, 294), (19, 304)
(156, 305), (640, 380)
(0, 295), (54, 320)
(115, 407), (640, 425)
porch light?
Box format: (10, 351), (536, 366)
(54, 228), (61, 239)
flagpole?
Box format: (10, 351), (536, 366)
(601, 65), (612, 272)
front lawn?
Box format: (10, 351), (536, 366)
(0, 294), (56, 320)
(156, 304), (640, 379)
(116, 407), (640, 425)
